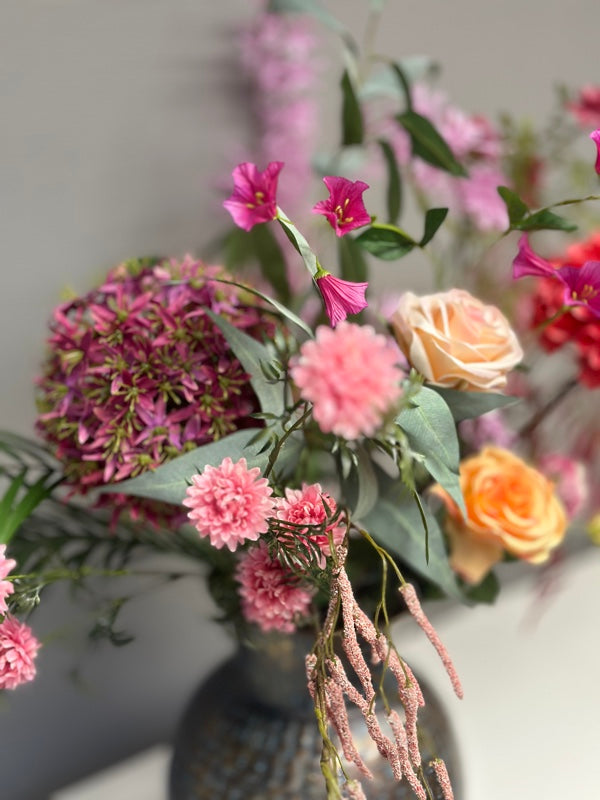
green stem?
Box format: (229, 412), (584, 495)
(263, 405), (312, 479)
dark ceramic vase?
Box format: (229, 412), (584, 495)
(169, 632), (462, 800)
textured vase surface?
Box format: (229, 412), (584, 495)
(169, 632), (462, 800)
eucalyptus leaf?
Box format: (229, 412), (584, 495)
(431, 387), (519, 422)
(107, 429), (269, 505)
(356, 224), (416, 260)
(363, 481), (464, 601)
(396, 386), (465, 514)
(397, 110), (467, 177)
(206, 310), (284, 417)
(420, 207), (448, 247)
(378, 139), (402, 223)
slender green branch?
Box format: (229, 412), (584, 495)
(263, 404), (312, 479)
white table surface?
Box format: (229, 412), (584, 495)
(51, 549), (600, 800)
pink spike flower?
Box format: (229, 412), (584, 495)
(0, 617), (40, 690)
(590, 129), (600, 174)
(183, 457), (275, 552)
(315, 272), (368, 327)
(312, 176), (371, 237)
(223, 161), (283, 230)
(0, 545), (16, 616)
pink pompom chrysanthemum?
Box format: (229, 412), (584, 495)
(183, 457), (275, 552)
(290, 322), (404, 439)
(274, 483), (346, 561)
(0, 617), (40, 690)
(235, 541), (313, 633)
(0, 545), (16, 616)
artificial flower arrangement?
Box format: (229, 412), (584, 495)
(1, 3), (600, 798)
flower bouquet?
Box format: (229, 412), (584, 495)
(2, 3), (600, 799)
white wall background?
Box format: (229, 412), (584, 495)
(1, 1), (599, 798)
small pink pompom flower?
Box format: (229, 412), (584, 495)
(0, 545), (17, 616)
(291, 322), (404, 439)
(223, 161), (283, 231)
(315, 272), (368, 327)
(274, 483), (346, 561)
(183, 457), (275, 552)
(0, 617), (40, 690)
(312, 176), (371, 237)
(235, 542), (313, 633)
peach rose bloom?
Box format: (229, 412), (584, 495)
(433, 446), (567, 584)
(390, 288), (523, 391)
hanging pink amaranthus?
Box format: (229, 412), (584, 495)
(36, 257), (273, 521)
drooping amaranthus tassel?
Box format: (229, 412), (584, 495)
(431, 757), (455, 800)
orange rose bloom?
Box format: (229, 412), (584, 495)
(434, 446), (567, 584)
(390, 289), (523, 392)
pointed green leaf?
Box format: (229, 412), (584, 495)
(497, 186), (529, 225)
(390, 61), (413, 111)
(206, 310), (284, 417)
(396, 110), (467, 177)
(378, 139), (402, 223)
(338, 235), (369, 283)
(420, 207), (448, 247)
(431, 387), (519, 422)
(341, 69), (364, 146)
(514, 207), (577, 233)
(355, 224), (416, 261)
(277, 212), (318, 277)
(396, 386), (464, 514)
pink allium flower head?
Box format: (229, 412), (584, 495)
(223, 161), (283, 231)
(235, 541), (313, 633)
(0, 545), (16, 616)
(183, 457), (275, 552)
(291, 322), (404, 439)
(36, 257), (273, 525)
(538, 453), (588, 519)
(312, 176), (371, 237)
(567, 86), (600, 128)
(590, 129), (600, 174)
(274, 483), (346, 561)
(315, 273), (368, 327)
(0, 617), (40, 690)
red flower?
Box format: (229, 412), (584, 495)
(223, 161), (283, 231)
(312, 176), (371, 237)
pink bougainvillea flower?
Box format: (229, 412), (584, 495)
(512, 234), (557, 280)
(274, 483), (346, 562)
(183, 457), (275, 551)
(312, 176), (371, 237)
(235, 541), (313, 633)
(0, 545), (16, 616)
(314, 272), (368, 327)
(223, 161), (283, 230)
(0, 617), (40, 690)
(590, 129), (600, 174)
(291, 322), (404, 439)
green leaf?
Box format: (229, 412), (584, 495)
(277, 212), (318, 277)
(338, 235), (369, 284)
(363, 479), (464, 601)
(497, 186), (529, 225)
(431, 387), (519, 422)
(390, 61), (413, 111)
(108, 429), (268, 505)
(420, 207), (448, 247)
(513, 208), (578, 233)
(396, 386), (465, 514)
(377, 139), (402, 223)
(267, 0), (346, 33)
(396, 110), (467, 177)
(0, 471), (59, 545)
(206, 310), (284, 417)
(341, 69), (364, 146)
(355, 224), (416, 261)
(340, 445), (379, 519)
(464, 570), (500, 604)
